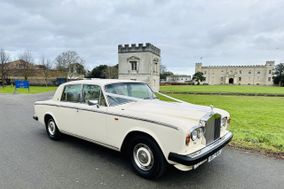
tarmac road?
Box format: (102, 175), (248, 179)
(0, 92), (283, 189)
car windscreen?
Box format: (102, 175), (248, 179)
(104, 82), (156, 106)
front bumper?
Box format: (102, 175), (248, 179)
(168, 132), (233, 166)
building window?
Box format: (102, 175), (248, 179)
(130, 61), (137, 71)
(239, 77), (241, 81)
(239, 70), (242, 74)
(153, 63), (158, 73)
(257, 71), (260, 74)
(204, 71), (206, 74)
(268, 77), (271, 81)
(269, 70), (272, 74)
(221, 77), (223, 81)
(204, 77), (206, 81)
(248, 71), (251, 74)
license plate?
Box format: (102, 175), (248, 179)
(208, 149), (222, 162)
(193, 160), (205, 169)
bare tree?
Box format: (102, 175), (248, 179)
(41, 56), (53, 87)
(69, 63), (86, 79)
(0, 49), (9, 87)
(19, 51), (34, 80)
(54, 50), (85, 79)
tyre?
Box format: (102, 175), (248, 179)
(46, 118), (61, 140)
(128, 135), (167, 179)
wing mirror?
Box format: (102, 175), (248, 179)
(87, 100), (99, 107)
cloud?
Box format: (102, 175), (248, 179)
(0, 0), (284, 74)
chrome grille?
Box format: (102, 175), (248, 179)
(204, 114), (221, 144)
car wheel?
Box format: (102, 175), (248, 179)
(46, 118), (61, 140)
(128, 135), (167, 179)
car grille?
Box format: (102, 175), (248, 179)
(204, 114), (221, 145)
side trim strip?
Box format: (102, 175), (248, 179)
(60, 130), (120, 151)
(34, 103), (179, 130)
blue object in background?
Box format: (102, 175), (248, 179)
(55, 78), (67, 86)
(15, 80), (30, 89)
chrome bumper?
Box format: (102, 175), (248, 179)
(168, 132), (233, 166)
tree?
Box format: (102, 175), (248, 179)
(160, 64), (174, 80)
(86, 65), (108, 78)
(273, 63), (284, 86)
(160, 64), (167, 74)
(192, 71), (205, 85)
(106, 64), (118, 79)
(54, 50), (85, 79)
(41, 56), (53, 87)
(19, 51), (33, 80)
(86, 64), (118, 79)
(0, 49), (9, 87)
(69, 63), (86, 79)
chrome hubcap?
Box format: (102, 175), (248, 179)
(133, 143), (154, 171)
(48, 121), (56, 136)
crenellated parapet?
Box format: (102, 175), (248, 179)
(199, 61), (275, 69)
(118, 43), (161, 56)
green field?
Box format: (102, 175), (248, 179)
(161, 85), (284, 95)
(0, 86), (57, 94)
(158, 93), (284, 154)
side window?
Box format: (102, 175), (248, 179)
(61, 85), (82, 103)
(82, 85), (107, 106)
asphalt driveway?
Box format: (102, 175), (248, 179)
(0, 93), (283, 189)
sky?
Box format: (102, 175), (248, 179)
(0, 0), (284, 75)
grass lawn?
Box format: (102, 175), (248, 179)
(158, 93), (284, 154)
(0, 86), (57, 94)
(161, 85), (284, 95)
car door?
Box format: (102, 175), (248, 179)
(74, 84), (107, 143)
(56, 84), (82, 134)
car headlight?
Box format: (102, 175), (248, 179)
(221, 117), (227, 127)
(191, 129), (198, 141)
(197, 128), (203, 138)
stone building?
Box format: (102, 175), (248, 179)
(118, 43), (160, 91)
(1, 60), (66, 85)
(166, 75), (191, 83)
(195, 61), (275, 85)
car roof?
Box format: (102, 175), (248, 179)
(61, 79), (146, 86)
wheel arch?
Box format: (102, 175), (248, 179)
(44, 112), (59, 128)
(120, 129), (167, 160)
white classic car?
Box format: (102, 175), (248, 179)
(33, 79), (233, 179)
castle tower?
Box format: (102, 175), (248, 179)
(118, 43), (161, 91)
(264, 61), (275, 85)
(195, 63), (202, 73)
